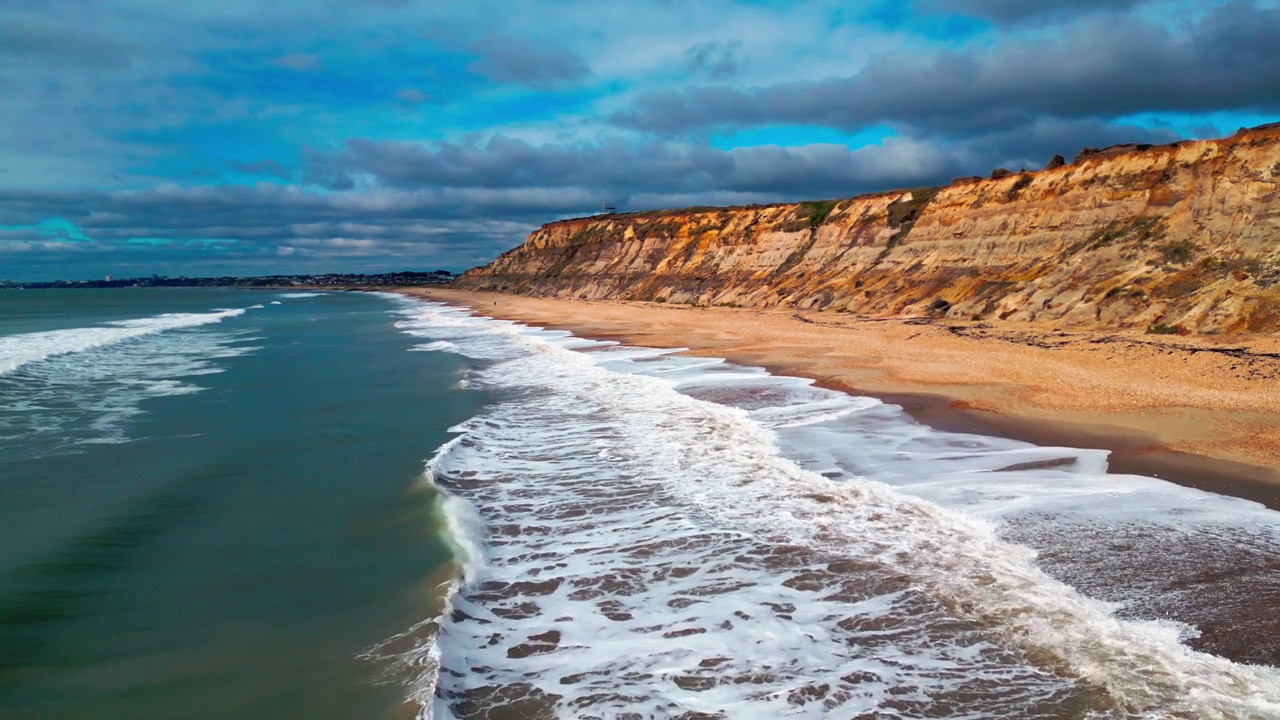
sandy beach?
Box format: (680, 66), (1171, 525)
(402, 287), (1280, 508)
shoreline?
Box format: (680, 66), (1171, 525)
(396, 287), (1280, 511)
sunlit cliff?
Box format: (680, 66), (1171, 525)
(458, 125), (1280, 333)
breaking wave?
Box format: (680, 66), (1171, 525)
(0, 308), (246, 377)
(383, 295), (1280, 719)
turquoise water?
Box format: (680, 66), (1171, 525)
(0, 289), (482, 719)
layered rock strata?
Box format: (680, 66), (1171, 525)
(458, 125), (1280, 333)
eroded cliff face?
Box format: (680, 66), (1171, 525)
(457, 125), (1280, 333)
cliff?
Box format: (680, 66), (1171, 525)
(457, 124), (1280, 333)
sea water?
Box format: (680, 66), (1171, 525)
(385, 295), (1280, 720)
(0, 289), (483, 719)
(4, 289), (1280, 719)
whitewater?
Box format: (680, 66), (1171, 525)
(0, 304), (263, 461)
(381, 295), (1280, 719)
(0, 307), (248, 377)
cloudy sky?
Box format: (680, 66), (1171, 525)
(2, 0), (1278, 281)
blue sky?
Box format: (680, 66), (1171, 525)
(1, 0), (1278, 281)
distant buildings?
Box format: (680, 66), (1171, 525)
(3, 270), (458, 290)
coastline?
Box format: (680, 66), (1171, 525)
(396, 287), (1280, 510)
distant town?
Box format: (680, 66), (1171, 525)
(1, 270), (457, 290)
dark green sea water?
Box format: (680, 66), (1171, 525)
(9, 289), (1280, 720)
(0, 289), (481, 719)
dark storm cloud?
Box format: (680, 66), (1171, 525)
(616, 1), (1280, 136)
(467, 36), (591, 89)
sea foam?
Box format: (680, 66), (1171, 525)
(0, 308), (247, 377)
(386, 296), (1280, 720)
(0, 307), (257, 456)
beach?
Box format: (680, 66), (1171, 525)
(383, 292), (1280, 714)
(15, 287), (1280, 717)
(408, 288), (1280, 509)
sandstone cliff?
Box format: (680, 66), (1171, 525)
(457, 125), (1280, 333)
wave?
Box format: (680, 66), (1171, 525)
(359, 431), (487, 720)
(382, 296), (1280, 719)
(276, 292), (324, 299)
(411, 340), (462, 354)
(0, 308), (258, 457)
(0, 308), (247, 377)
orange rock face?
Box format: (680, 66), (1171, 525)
(457, 125), (1280, 333)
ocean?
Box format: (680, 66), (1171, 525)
(3, 289), (1280, 719)
(0, 289), (479, 719)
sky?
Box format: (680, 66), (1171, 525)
(2, 0), (1279, 281)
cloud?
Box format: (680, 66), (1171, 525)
(0, 0), (1273, 281)
(0, 125), (1215, 282)
(270, 53), (323, 72)
(684, 41), (743, 80)
(935, 117), (1181, 171)
(0, 21), (131, 69)
(306, 116), (1174, 201)
(466, 36), (591, 89)
(0, 183), (547, 279)
(615, 1), (1280, 136)
(228, 159), (292, 179)
(917, 0), (1151, 24)
(1, 111), (1184, 279)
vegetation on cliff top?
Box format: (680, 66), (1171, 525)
(461, 124), (1280, 334)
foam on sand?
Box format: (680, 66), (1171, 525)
(383, 295), (1280, 719)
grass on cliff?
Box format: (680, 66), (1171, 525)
(803, 200), (839, 226)
(1156, 239), (1199, 264)
(1004, 173), (1034, 200)
(1077, 216), (1167, 253)
(873, 187), (943, 263)
(778, 200), (841, 233)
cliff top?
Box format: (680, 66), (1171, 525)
(544, 121), (1280, 229)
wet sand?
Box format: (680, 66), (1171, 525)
(396, 288), (1280, 510)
